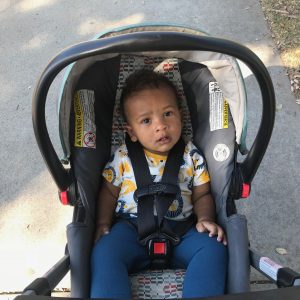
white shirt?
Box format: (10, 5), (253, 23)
(102, 141), (210, 220)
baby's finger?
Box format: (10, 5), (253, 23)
(196, 222), (206, 233)
(216, 227), (227, 245)
(102, 228), (110, 235)
(216, 227), (224, 242)
(222, 234), (227, 246)
(205, 223), (218, 237)
(94, 227), (110, 243)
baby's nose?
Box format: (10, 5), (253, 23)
(155, 119), (167, 131)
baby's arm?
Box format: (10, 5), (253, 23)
(94, 179), (120, 243)
(192, 183), (227, 245)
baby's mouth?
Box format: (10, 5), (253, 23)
(157, 136), (170, 143)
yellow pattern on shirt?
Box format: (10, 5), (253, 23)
(102, 141), (210, 220)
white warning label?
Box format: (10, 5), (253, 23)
(209, 82), (228, 131)
(259, 257), (283, 280)
(74, 90), (96, 149)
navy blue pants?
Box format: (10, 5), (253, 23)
(90, 220), (227, 298)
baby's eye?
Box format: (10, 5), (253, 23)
(141, 118), (150, 124)
(164, 111), (173, 117)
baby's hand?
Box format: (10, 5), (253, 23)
(94, 224), (110, 243)
(196, 220), (227, 245)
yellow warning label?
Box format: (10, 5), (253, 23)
(223, 100), (229, 128)
(74, 92), (84, 147)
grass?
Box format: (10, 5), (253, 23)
(260, 0), (300, 102)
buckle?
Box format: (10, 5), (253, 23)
(148, 238), (170, 259)
(153, 242), (166, 255)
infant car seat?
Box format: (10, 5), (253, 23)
(25, 24), (300, 299)
(61, 38), (249, 298)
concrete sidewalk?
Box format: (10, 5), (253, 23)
(0, 0), (299, 294)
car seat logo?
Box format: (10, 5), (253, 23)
(213, 144), (230, 162)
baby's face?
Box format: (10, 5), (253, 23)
(124, 86), (182, 155)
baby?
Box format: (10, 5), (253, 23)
(91, 69), (227, 299)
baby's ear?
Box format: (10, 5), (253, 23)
(124, 124), (138, 142)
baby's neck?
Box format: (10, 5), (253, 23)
(143, 148), (169, 158)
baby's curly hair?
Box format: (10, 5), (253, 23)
(120, 69), (180, 121)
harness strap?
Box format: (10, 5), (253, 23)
(125, 135), (185, 243)
(125, 135), (156, 239)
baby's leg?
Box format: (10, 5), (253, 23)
(172, 227), (227, 298)
(90, 220), (150, 298)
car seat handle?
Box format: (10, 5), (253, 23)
(32, 31), (275, 191)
